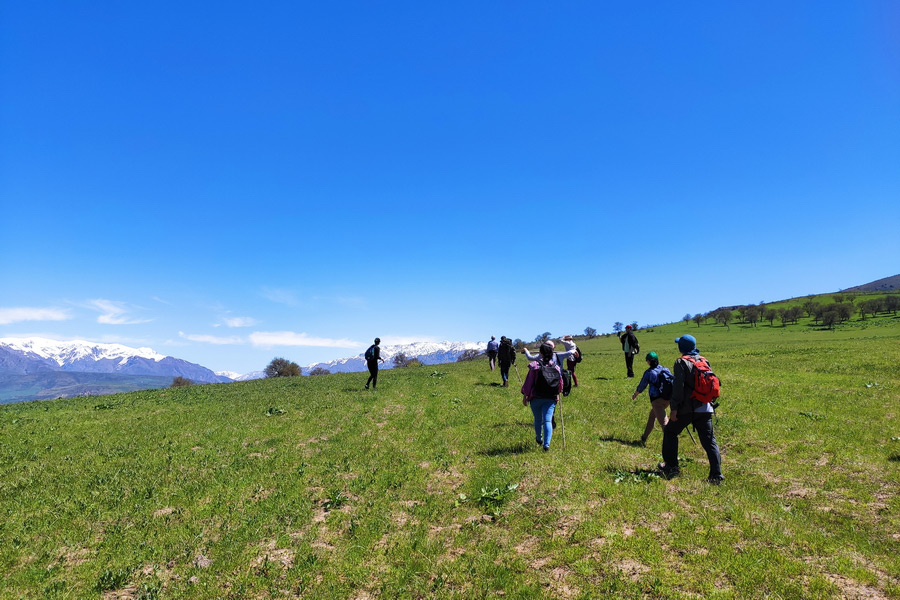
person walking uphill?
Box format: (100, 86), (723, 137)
(618, 325), (640, 378)
(561, 335), (580, 387)
(497, 336), (516, 387)
(521, 343), (565, 451)
(486, 336), (500, 371)
(632, 351), (672, 446)
(364, 337), (385, 390)
(657, 334), (724, 484)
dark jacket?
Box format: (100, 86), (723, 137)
(670, 355), (714, 416)
(619, 331), (639, 355)
(498, 341), (516, 365)
(366, 344), (381, 363)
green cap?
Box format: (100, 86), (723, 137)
(646, 351), (658, 362)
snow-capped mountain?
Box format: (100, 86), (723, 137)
(218, 370), (265, 382)
(304, 340), (485, 374)
(0, 337), (229, 384)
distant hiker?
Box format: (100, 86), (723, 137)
(364, 337), (385, 390)
(486, 336), (500, 371)
(617, 325), (640, 378)
(561, 335), (580, 387)
(631, 351), (672, 446)
(657, 334), (724, 484)
(497, 336), (517, 387)
(521, 342), (564, 451)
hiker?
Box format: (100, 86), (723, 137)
(364, 337), (385, 390)
(497, 336), (517, 387)
(617, 324), (640, 378)
(657, 334), (724, 484)
(631, 351), (672, 446)
(521, 342), (564, 451)
(561, 335), (580, 387)
(523, 339), (577, 368)
(486, 336), (500, 371)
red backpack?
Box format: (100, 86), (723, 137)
(682, 355), (720, 404)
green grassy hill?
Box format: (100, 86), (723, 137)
(2, 300), (899, 599)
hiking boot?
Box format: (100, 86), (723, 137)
(364, 384), (369, 390)
(706, 475), (725, 485)
(656, 462), (679, 479)
(542, 446), (550, 452)
(639, 435), (648, 447)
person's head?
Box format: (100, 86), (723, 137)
(563, 334), (573, 341)
(539, 342), (554, 360)
(491, 336), (496, 341)
(645, 351), (659, 368)
(675, 334), (697, 355)
(625, 324), (633, 331)
(374, 337), (381, 345)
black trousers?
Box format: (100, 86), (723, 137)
(366, 360), (378, 388)
(624, 352), (635, 377)
(662, 411), (722, 479)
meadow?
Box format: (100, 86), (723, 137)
(1, 301), (899, 599)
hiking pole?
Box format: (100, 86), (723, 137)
(513, 363), (522, 384)
(558, 398), (566, 450)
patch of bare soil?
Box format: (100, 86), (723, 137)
(615, 559), (650, 582)
(548, 565), (579, 599)
(251, 540), (295, 570)
(152, 506), (176, 518)
(823, 573), (887, 600)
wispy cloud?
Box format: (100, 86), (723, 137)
(224, 317), (258, 328)
(249, 331), (363, 349)
(261, 287), (301, 307)
(88, 299), (151, 325)
(380, 335), (442, 346)
(178, 332), (244, 345)
(0, 307), (71, 325)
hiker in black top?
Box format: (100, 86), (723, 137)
(617, 325), (639, 378)
(365, 337), (384, 390)
(497, 336), (516, 387)
(657, 334), (723, 484)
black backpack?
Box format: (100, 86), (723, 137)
(574, 347), (583, 364)
(534, 361), (562, 397)
(364, 345), (376, 361)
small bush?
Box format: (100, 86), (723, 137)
(171, 376), (193, 388)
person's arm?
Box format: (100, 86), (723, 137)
(523, 348), (538, 360)
(521, 363), (537, 405)
(632, 370), (651, 400)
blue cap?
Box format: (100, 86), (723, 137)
(675, 334), (697, 354)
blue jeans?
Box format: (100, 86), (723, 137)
(530, 397), (557, 448)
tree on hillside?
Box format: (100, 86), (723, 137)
(393, 353), (413, 368)
(457, 349), (482, 362)
(832, 294), (845, 304)
(612, 322), (624, 334)
(265, 357), (301, 378)
(692, 313), (704, 327)
(715, 310), (733, 330)
(513, 338), (525, 350)
(308, 367), (331, 376)
(746, 305), (762, 327)
(683, 314), (692, 324)
(764, 308), (778, 326)
(584, 327), (597, 338)
(821, 310), (838, 330)
(171, 376), (193, 387)
(835, 303), (853, 323)
(885, 295), (900, 315)
(534, 332), (551, 343)
(802, 300), (820, 318)
(630, 321), (639, 331)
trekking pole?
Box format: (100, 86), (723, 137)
(513, 363), (522, 384)
(558, 398), (566, 450)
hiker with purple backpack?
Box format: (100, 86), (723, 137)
(521, 342), (565, 451)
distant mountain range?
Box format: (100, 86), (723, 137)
(303, 340), (484, 374)
(0, 337), (487, 403)
(0, 338), (230, 404)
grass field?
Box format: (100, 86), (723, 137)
(2, 303), (899, 599)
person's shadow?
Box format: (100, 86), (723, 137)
(477, 441), (533, 457)
(597, 435), (645, 448)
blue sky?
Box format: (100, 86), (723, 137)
(2, 2), (898, 375)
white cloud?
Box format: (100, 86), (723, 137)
(379, 335), (443, 345)
(0, 307), (71, 325)
(249, 331), (363, 349)
(224, 317), (258, 328)
(178, 331), (244, 345)
(88, 299), (151, 325)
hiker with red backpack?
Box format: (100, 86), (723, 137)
(521, 342), (565, 451)
(657, 334), (724, 484)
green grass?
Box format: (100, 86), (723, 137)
(2, 309), (899, 598)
